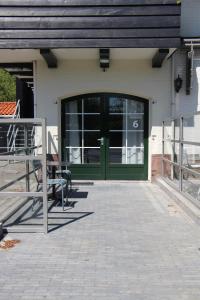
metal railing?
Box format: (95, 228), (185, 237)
(0, 118), (48, 233)
(6, 99), (20, 153)
(162, 112), (200, 205)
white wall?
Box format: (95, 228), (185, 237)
(178, 1), (200, 159)
(173, 49), (200, 158)
(174, 50), (200, 116)
(181, 0), (200, 37)
(35, 56), (172, 180)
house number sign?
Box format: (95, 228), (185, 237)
(132, 120), (139, 129)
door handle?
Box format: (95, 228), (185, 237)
(97, 137), (104, 146)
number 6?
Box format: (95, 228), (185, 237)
(132, 120), (139, 128)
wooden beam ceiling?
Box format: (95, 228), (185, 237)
(0, 1), (181, 49)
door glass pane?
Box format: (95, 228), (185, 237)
(109, 148), (124, 163)
(127, 132), (144, 147)
(84, 97), (101, 113)
(65, 99), (82, 114)
(64, 97), (101, 164)
(108, 115), (123, 130)
(127, 100), (144, 113)
(84, 115), (100, 130)
(109, 97), (124, 113)
(109, 147), (144, 164)
(65, 148), (82, 164)
(84, 149), (100, 164)
(127, 147), (144, 164)
(108, 97), (144, 164)
(109, 132), (123, 147)
(65, 131), (81, 147)
(65, 114), (82, 131)
(84, 132), (101, 147)
(127, 114), (144, 131)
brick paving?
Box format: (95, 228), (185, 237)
(0, 181), (200, 300)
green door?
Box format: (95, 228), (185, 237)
(61, 93), (148, 180)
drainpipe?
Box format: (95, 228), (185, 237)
(171, 53), (176, 118)
(184, 39), (195, 94)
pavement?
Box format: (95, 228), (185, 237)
(0, 181), (200, 300)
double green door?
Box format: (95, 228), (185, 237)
(61, 93), (148, 180)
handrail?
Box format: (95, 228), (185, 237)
(162, 113), (200, 204)
(0, 145), (42, 156)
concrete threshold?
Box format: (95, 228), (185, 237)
(156, 177), (200, 225)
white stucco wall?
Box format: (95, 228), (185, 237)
(173, 49), (200, 160)
(35, 57), (172, 167)
(170, 0), (200, 164)
(174, 50), (200, 116)
(181, 0), (200, 38)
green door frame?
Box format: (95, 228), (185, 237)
(61, 93), (149, 180)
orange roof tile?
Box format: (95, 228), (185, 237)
(0, 102), (16, 115)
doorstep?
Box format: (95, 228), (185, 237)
(156, 177), (200, 225)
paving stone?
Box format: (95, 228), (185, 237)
(0, 182), (200, 299)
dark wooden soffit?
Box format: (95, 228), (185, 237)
(40, 49), (58, 68)
(152, 49), (169, 68)
(0, 0), (181, 49)
(0, 0), (179, 5)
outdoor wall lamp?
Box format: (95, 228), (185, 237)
(174, 75), (183, 93)
(99, 48), (110, 72)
